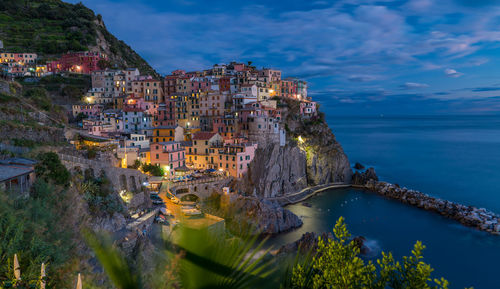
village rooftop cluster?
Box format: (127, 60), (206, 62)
(1, 51), (318, 179)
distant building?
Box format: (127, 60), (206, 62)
(46, 51), (106, 74)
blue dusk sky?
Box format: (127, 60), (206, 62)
(70, 0), (500, 115)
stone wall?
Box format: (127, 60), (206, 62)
(58, 153), (148, 192)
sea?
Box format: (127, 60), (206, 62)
(269, 115), (500, 289)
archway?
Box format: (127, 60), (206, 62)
(180, 194), (200, 202)
(119, 174), (128, 190)
(129, 175), (137, 192)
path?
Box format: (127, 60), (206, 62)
(267, 183), (352, 206)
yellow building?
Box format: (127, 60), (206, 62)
(185, 132), (223, 169)
(152, 125), (177, 143)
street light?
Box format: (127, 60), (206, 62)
(86, 97), (92, 103)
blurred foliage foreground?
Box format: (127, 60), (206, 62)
(87, 217), (470, 289)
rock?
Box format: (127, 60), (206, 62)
(234, 105), (352, 198)
(225, 197), (303, 235)
(354, 162), (365, 170)
(352, 167), (379, 185)
(276, 233), (370, 256)
(363, 180), (500, 235)
(276, 232), (332, 255)
(352, 236), (370, 255)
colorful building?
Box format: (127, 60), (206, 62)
(150, 141), (186, 170)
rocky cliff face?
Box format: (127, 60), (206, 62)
(236, 100), (352, 198)
(225, 196), (303, 235)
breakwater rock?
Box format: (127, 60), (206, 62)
(362, 180), (500, 235)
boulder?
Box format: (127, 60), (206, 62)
(354, 162), (365, 170)
(225, 197), (303, 235)
(352, 167), (379, 185)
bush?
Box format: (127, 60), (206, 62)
(141, 163), (164, 176)
(35, 152), (70, 186)
(0, 181), (75, 287)
(78, 173), (124, 215)
(287, 217), (459, 289)
(23, 88), (52, 111)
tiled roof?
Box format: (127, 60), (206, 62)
(192, 131), (217, 140)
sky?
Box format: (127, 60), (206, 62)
(69, 0), (500, 115)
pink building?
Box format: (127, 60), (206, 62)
(154, 102), (176, 127)
(212, 142), (258, 178)
(190, 76), (211, 93)
(300, 101), (317, 116)
(72, 104), (103, 118)
(150, 141), (186, 170)
(124, 94), (157, 115)
(47, 51), (106, 74)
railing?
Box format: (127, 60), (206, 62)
(171, 176), (230, 188)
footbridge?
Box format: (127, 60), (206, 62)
(166, 176), (232, 200)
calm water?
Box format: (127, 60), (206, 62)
(270, 115), (500, 289)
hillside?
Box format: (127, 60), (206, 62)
(0, 0), (159, 77)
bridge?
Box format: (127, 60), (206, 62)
(162, 176), (232, 200)
(58, 153), (148, 192)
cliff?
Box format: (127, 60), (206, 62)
(236, 99), (352, 198)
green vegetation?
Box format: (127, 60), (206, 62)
(10, 138), (38, 148)
(89, 217), (466, 289)
(130, 159), (142, 170)
(35, 152), (70, 186)
(141, 163), (164, 176)
(18, 74), (92, 104)
(0, 181), (76, 288)
(287, 217), (462, 289)
(0, 0), (158, 76)
(0, 0), (97, 54)
(75, 169), (125, 215)
(88, 225), (275, 289)
(23, 87), (52, 110)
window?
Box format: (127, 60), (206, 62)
(156, 154), (159, 159)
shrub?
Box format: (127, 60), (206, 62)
(23, 88), (52, 111)
(35, 152), (70, 186)
(141, 163), (164, 176)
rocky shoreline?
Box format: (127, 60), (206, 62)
(353, 168), (500, 235)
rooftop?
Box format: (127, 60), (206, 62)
(192, 131), (217, 140)
(0, 164), (33, 182)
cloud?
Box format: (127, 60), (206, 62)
(401, 82), (429, 89)
(347, 75), (380, 82)
(471, 87), (500, 92)
(444, 68), (463, 77)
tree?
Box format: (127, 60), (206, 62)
(141, 163), (164, 176)
(35, 152), (70, 186)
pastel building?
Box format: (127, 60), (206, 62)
(210, 143), (258, 178)
(185, 132), (223, 170)
(47, 51), (106, 74)
(72, 104), (103, 118)
(150, 141), (186, 170)
(300, 100), (317, 116)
